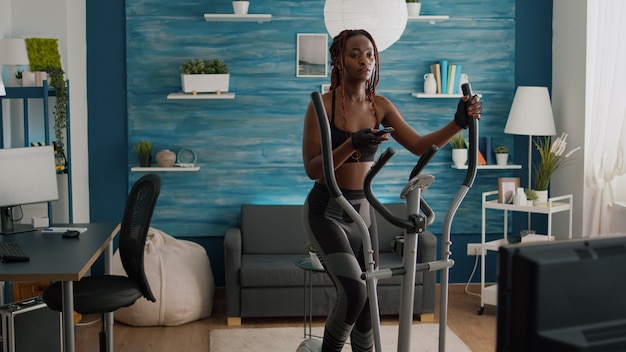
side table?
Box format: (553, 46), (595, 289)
(294, 257), (325, 339)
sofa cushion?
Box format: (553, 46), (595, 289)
(241, 205), (309, 255)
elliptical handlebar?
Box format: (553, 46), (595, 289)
(311, 91), (342, 199)
(364, 146), (438, 231)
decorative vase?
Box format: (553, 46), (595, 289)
(513, 187), (526, 205)
(535, 190), (548, 205)
(495, 153), (508, 166)
(22, 71), (36, 86)
(138, 154), (151, 167)
(406, 2), (421, 16)
(452, 149), (468, 167)
(309, 252), (323, 270)
(424, 73), (436, 94)
(156, 149), (176, 167)
(232, 1), (249, 15)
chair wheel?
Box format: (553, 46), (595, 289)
(477, 306), (485, 315)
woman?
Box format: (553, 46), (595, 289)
(301, 29), (481, 352)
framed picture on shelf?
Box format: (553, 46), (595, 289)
(296, 33), (328, 77)
(498, 177), (520, 204)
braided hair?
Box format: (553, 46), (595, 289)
(329, 29), (380, 98)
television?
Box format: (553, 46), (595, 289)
(496, 235), (626, 351)
(0, 146), (59, 234)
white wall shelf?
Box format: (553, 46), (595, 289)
(203, 14), (272, 23)
(167, 92), (235, 100)
(452, 164), (522, 170)
(412, 92), (483, 99)
(131, 166), (200, 172)
(408, 15), (450, 24)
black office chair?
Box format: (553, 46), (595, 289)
(43, 173), (161, 351)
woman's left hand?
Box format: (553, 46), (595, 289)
(454, 95), (482, 129)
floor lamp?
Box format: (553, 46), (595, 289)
(504, 86), (556, 228)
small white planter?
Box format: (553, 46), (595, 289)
(407, 2), (421, 16)
(181, 74), (230, 94)
(495, 153), (509, 166)
(232, 1), (249, 15)
(452, 149), (468, 167)
(535, 190), (548, 205)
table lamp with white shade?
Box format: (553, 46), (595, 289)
(0, 39), (30, 86)
(504, 86), (557, 191)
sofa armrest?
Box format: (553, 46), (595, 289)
(224, 227), (242, 317)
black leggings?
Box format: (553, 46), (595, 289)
(303, 183), (379, 352)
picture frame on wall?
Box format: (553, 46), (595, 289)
(296, 33), (328, 77)
(498, 177), (520, 204)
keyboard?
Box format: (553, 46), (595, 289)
(0, 241), (30, 262)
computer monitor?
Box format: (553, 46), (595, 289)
(0, 146), (59, 234)
(496, 235), (626, 351)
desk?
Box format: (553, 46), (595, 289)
(0, 223), (118, 352)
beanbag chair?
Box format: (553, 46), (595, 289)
(111, 227), (215, 326)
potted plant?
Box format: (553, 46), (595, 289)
(524, 188), (537, 206)
(493, 145), (509, 166)
(406, 0), (421, 16)
(305, 242), (323, 270)
(449, 133), (467, 167)
(25, 38), (68, 171)
(532, 133), (579, 203)
(232, 0), (249, 15)
(134, 140), (153, 167)
(180, 58), (230, 94)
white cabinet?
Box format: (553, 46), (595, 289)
(478, 190), (573, 314)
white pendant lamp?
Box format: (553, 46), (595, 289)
(324, 0), (408, 52)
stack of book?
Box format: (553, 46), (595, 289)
(429, 60), (463, 94)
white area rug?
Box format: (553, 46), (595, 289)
(210, 324), (471, 351)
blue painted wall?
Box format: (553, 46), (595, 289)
(88, 0), (553, 286)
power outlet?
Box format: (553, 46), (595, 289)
(467, 243), (484, 256)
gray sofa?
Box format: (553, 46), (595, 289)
(224, 203), (437, 326)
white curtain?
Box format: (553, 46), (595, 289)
(585, 0), (626, 235)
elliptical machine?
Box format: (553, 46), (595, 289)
(298, 84), (478, 352)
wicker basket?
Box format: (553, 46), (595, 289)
(12, 281), (82, 324)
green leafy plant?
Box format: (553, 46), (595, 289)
(524, 188), (538, 201)
(449, 133), (467, 149)
(532, 134), (579, 191)
(305, 242), (315, 253)
(493, 145), (509, 154)
(25, 38), (68, 164)
(180, 59), (228, 74)
(134, 140), (153, 156)
(15, 69), (23, 79)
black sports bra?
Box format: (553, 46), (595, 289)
(330, 90), (379, 163)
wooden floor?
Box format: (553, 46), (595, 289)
(74, 284), (496, 351)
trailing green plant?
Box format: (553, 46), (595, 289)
(524, 188), (538, 201)
(493, 145), (509, 154)
(449, 133), (467, 149)
(24, 38), (62, 72)
(134, 140), (153, 156)
(25, 38), (68, 162)
(180, 59), (228, 74)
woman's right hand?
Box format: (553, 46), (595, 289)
(351, 128), (380, 152)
